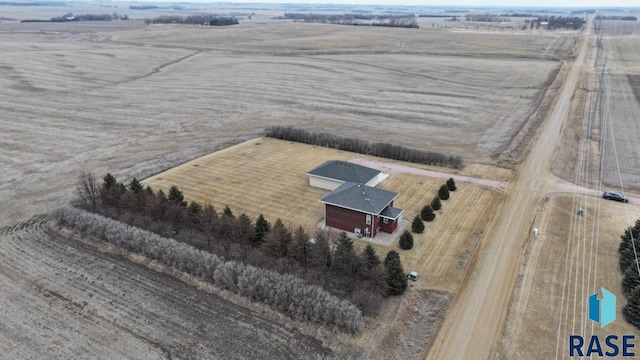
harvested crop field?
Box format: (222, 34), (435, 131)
(552, 20), (640, 192)
(600, 21), (640, 190)
(0, 216), (329, 359)
(0, 21), (567, 228)
(143, 138), (504, 295)
(600, 74), (640, 190)
(109, 22), (576, 59)
(0, 17), (581, 360)
(499, 195), (640, 359)
(597, 20), (640, 191)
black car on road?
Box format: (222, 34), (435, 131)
(603, 190), (629, 203)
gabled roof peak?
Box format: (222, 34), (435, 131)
(320, 182), (398, 215)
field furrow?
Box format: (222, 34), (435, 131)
(0, 216), (329, 359)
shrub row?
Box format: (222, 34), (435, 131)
(52, 206), (364, 333)
(265, 126), (463, 169)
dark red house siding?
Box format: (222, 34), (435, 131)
(379, 217), (398, 234)
(325, 204), (378, 237)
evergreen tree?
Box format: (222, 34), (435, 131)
(619, 220), (640, 272)
(431, 196), (442, 211)
(447, 177), (457, 191)
(253, 214), (271, 245)
(264, 219), (291, 258)
(363, 244), (381, 269)
(167, 185), (186, 206)
(187, 201), (202, 218)
(310, 230), (332, 270)
(291, 226), (311, 269)
(421, 205), (436, 222)
(150, 189), (167, 221)
(223, 205), (235, 218)
(156, 189), (167, 204)
(623, 285), (640, 330)
(145, 186), (154, 196)
(438, 184), (450, 200)
(103, 173), (117, 189)
(332, 232), (366, 285)
(128, 177), (143, 194)
(187, 201), (202, 229)
(333, 232), (355, 272)
(384, 250), (400, 268)
(623, 266), (640, 298)
(384, 250), (407, 295)
(411, 215), (425, 234)
(399, 230), (414, 250)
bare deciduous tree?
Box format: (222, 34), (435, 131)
(51, 206), (364, 333)
(77, 172), (100, 209)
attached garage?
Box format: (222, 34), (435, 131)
(308, 174), (344, 191)
(307, 160), (386, 191)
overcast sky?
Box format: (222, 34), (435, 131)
(170, 0), (639, 6)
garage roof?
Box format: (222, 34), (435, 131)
(307, 160), (380, 184)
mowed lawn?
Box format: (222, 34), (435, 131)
(143, 137), (361, 230)
(376, 174), (503, 293)
(143, 137), (504, 293)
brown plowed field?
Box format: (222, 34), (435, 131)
(598, 19), (640, 191)
(109, 22), (576, 59)
(0, 216), (329, 359)
(600, 74), (640, 190)
(552, 19), (640, 192)
(0, 21), (568, 228)
(0, 15), (583, 360)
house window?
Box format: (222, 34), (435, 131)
(383, 217), (389, 224)
(366, 214), (372, 225)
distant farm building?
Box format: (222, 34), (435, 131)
(309, 160), (402, 238)
(307, 160), (387, 190)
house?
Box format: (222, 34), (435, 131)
(320, 182), (403, 238)
(307, 160), (387, 191)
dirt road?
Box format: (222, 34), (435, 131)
(348, 158), (508, 192)
(427, 21), (593, 360)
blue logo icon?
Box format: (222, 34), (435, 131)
(589, 288), (616, 328)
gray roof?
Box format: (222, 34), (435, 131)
(307, 160), (380, 184)
(380, 206), (403, 220)
(320, 182), (398, 215)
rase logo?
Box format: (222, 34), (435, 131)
(569, 288), (636, 357)
(589, 287), (616, 328)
